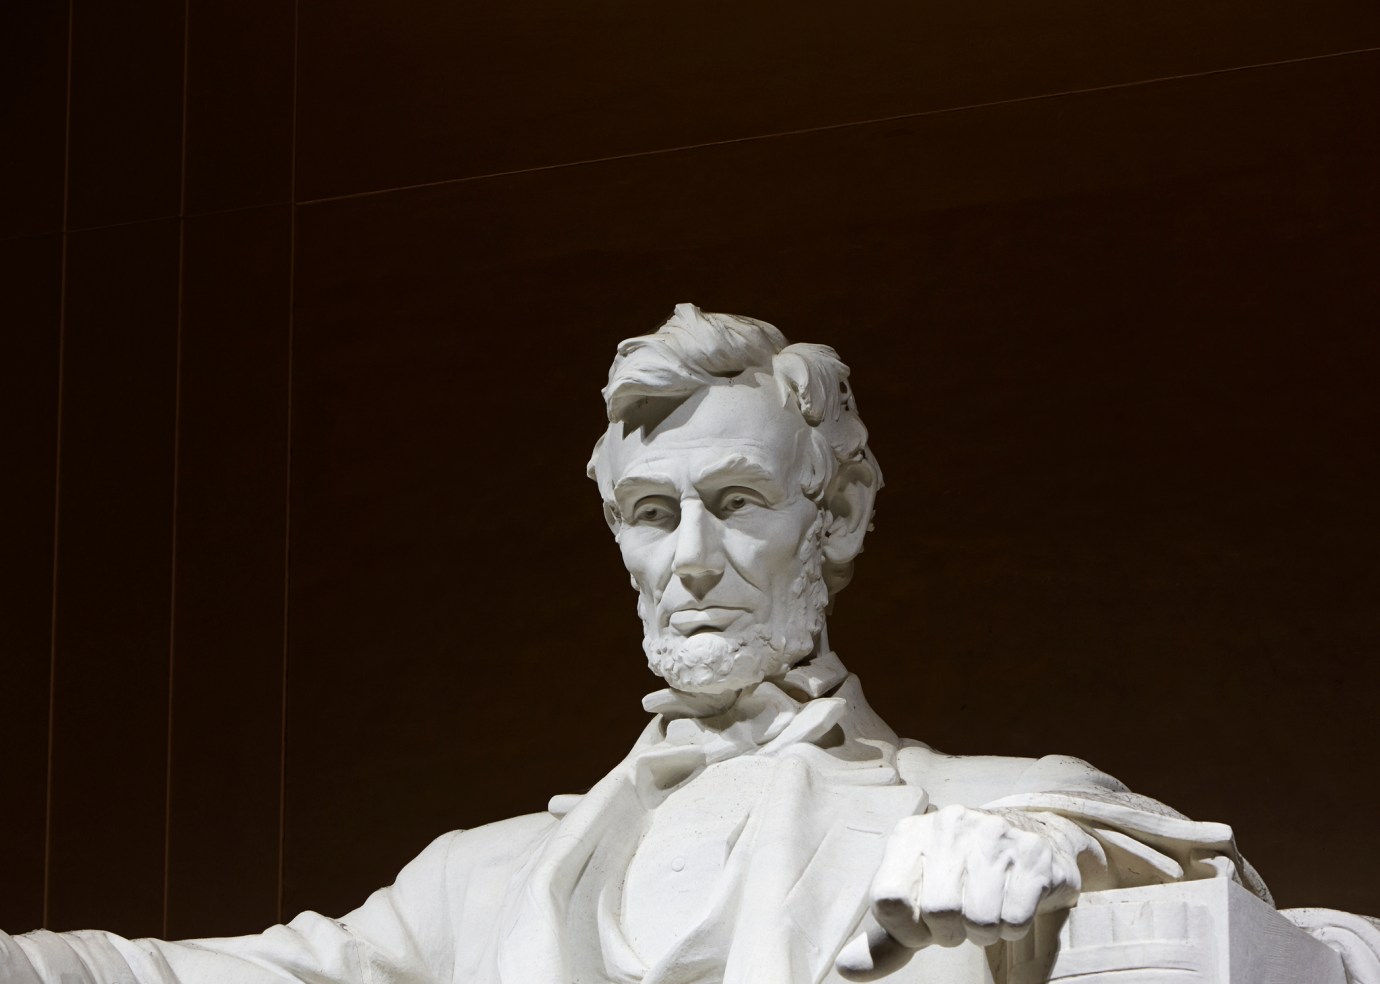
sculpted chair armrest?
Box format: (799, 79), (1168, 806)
(1001, 878), (1347, 984)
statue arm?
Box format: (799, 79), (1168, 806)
(836, 750), (1272, 980)
(0, 830), (466, 984)
(983, 753), (1272, 901)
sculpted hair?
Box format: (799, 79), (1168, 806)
(588, 303), (882, 507)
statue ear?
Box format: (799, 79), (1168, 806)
(821, 456), (879, 567)
(602, 501), (622, 538)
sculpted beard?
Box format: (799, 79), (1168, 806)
(640, 512), (831, 694)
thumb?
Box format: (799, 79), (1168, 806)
(835, 922), (918, 982)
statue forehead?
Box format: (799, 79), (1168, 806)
(604, 374), (810, 477)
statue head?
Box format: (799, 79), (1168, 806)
(588, 304), (882, 695)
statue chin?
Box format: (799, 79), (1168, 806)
(646, 632), (780, 695)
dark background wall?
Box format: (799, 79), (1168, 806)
(2, 0), (1378, 945)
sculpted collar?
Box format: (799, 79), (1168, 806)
(544, 651), (902, 821)
(637, 650), (854, 766)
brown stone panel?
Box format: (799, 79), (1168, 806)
(183, 0), (295, 214)
(293, 0), (1380, 201)
(66, 0), (185, 229)
(0, 235), (63, 933)
(165, 205), (291, 939)
(285, 51), (1379, 918)
(0, 6), (69, 238)
(47, 220), (180, 936)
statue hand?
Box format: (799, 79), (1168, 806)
(835, 805), (1091, 980)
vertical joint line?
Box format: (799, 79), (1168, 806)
(279, 0), (301, 928)
(45, 0), (77, 932)
(164, 0), (193, 941)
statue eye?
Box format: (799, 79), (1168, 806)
(631, 497), (678, 527)
(718, 488), (763, 515)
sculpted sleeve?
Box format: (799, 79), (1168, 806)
(983, 753), (1274, 903)
(0, 830), (464, 984)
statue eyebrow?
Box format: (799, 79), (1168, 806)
(612, 472), (676, 497)
(693, 455), (779, 489)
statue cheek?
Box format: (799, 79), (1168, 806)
(617, 527), (652, 566)
(620, 535), (675, 592)
(723, 522), (786, 559)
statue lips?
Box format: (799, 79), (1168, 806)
(667, 606), (750, 636)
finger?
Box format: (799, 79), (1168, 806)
(873, 894), (933, 950)
(916, 865), (966, 948)
(871, 815), (927, 894)
(959, 817), (1017, 947)
(920, 904), (966, 948)
(1036, 847), (1083, 914)
(870, 816), (930, 949)
(960, 857), (1009, 948)
(915, 812), (968, 948)
(999, 863), (1048, 941)
(834, 924), (919, 982)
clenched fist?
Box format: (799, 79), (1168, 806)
(836, 805), (1100, 980)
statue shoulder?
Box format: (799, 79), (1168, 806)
(897, 743), (1128, 808)
(391, 811), (558, 898)
(432, 811), (559, 867)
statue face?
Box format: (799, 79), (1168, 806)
(603, 372), (831, 694)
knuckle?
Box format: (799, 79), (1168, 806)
(1014, 836), (1053, 869)
(964, 919), (1002, 947)
(874, 897), (930, 949)
(1012, 828), (1044, 850)
(875, 895), (920, 923)
(999, 919), (1035, 942)
(923, 912), (967, 948)
(871, 873), (916, 906)
(922, 904), (963, 929)
(935, 804), (968, 830)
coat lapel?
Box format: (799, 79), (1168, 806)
(780, 767), (927, 983)
(496, 718), (669, 984)
(641, 744), (927, 984)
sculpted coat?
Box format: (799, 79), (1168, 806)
(0, 660), (1290, 984)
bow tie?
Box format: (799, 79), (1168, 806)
(622, 652), (853, 801)
(545, 652), (864, 818)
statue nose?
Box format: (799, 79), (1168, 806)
(671, 500), (724, 598)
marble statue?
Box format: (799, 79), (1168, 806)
(4, 304), (1378, 984)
